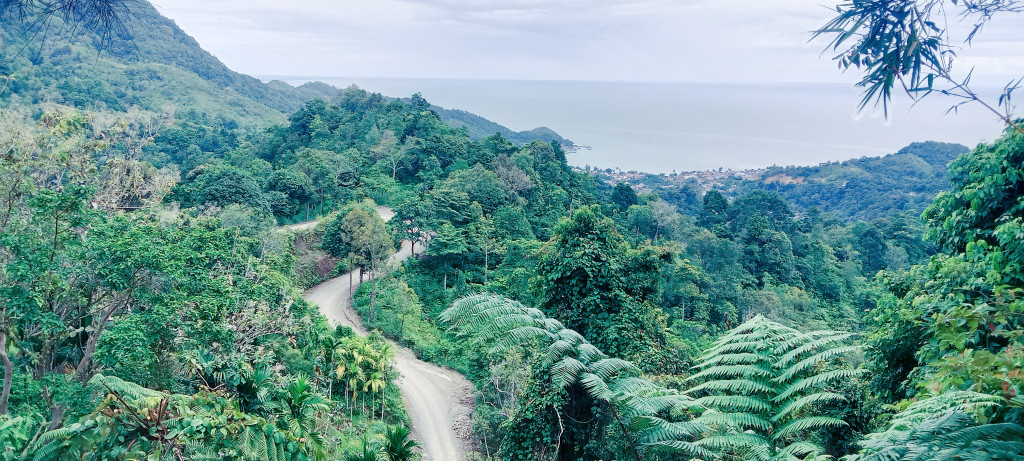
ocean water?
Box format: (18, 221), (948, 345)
(276, 77), (1005, 173)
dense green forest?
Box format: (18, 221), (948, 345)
(2, 1), (1024, 460)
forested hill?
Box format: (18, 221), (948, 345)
(429, 105), (573, 146)
(731, 141), (968, 220)
(0, 2), (345, 126)
(0, 1), (570, 145)
(598, 140), (969, 221)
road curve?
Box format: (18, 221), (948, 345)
(300, 208), (474, 461)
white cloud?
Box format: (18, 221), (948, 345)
(151, 0), (1024, 84)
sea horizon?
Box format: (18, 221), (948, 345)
(260, 76), (1006, 174)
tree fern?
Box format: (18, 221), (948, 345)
(847, 391), (1024, 461)
(442, 293), (704, 459)
(682, 314), (862, 461)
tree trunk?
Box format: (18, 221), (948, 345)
(75, 305), (117, 383)
(443, 272), (447, 291)
(47, 403), (64, 430)
(0, 330), (12, 415)
(369, 264), (378, 321)
(484, 250), (489, 285)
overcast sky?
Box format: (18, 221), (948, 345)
(152, 0), (1024, 84)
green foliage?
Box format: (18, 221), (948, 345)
(683, 315), (863, 461)
(689, 142), (968, 222)
(815, 0), (1024, 133)
(382, 425), (420, 461)
(611, 183), (639, 213)
(536, 205), (679, 371)
(441, 294), (702, 460)
(847, 392), (1024, 461)
(322, 202), (394, 275)
(352, 277), (452, 364)
(266, 169), (314, 217)
(31, 374), (328, 461)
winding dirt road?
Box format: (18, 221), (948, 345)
(297, 208), (475, 461)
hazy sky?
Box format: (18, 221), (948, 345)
(152, 0), (1024, 84)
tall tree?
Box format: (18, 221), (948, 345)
(537, 205), (673, 368)
(610, 183), (638, 213)
(340, 208), (394, 312)
(426, 222), (468, 290)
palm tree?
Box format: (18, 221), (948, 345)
(336, 346), (367, 419)
(373, 342), (393, 419)
(382, 425), (420, 461)
(364, 370), (385, 421)
(346, 436), (381, 461)
(276, 374), (331, 450)
(235, 365), (274, 416)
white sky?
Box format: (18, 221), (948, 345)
(151, 0), (1024, 84)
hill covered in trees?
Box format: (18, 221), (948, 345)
(0, 1), (343, 126)
(429, 105), (573, 146)
(594, 141), (969, 221)
(0, 1), (569, 145)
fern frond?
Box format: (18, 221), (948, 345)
(775, 345), (862, 383)
(776, 330), (852, 362)
(773, 416), (846, 440)
(694, 432), (770, 450)
(632, 415), (708, 447)
(542, 339), (576, 367)
(609, 376), (661, 398)
(643, 439), (716, 459)
(693, 412), (772, 431)
(695, 395), (772, 413)
(552, 357), (587, 390)
(89, 374), (165, 401)
(492, 325), (558, 353)
(590, 358), (640, 381)
(776, 440), (826, 459)
(772, 392), (847, 422)
(687, 378), (777, 395)
(695, 352), (767, 369)
(687, 363), (774, 382)
(773, 368), (863, 402)
(579, 372), (613, 401)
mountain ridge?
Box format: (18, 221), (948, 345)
(1, 2), (570, 145)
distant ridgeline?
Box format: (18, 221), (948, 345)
(428, 105), (573, 146)
(0, 0), (567, 143)
(591, 141), (969, 221)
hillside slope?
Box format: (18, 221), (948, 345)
(0, 2), (343, 126)
(734, 141), (968, 220)
(430, 105), (573, 145)
(1, 2), (571, 146)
